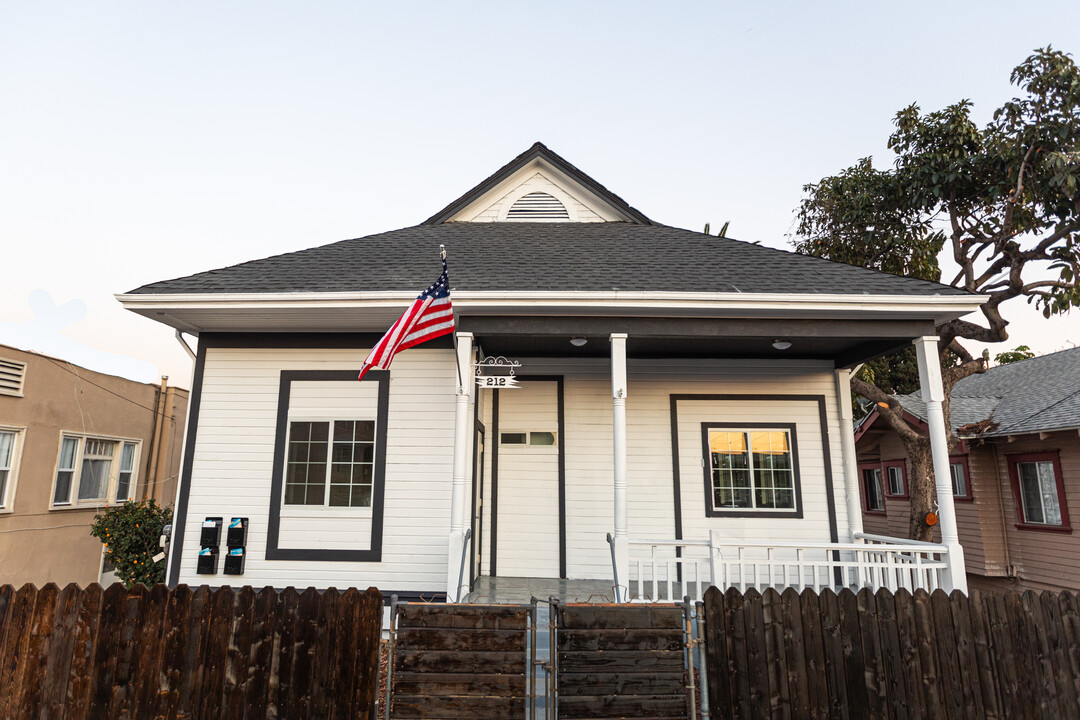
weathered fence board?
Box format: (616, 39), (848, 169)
(556, 603), (686, 720)
(0, 583), (382, 720)
(389, 602), (528, 720)
(704, 586), (1080, 720)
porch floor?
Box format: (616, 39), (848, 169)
(463, 576), (616, 604)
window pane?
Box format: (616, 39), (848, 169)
(284, 421), (329, 506)
(59, 437), (78, 470)
(78, 459), (110, 500)
(328, 484), (351, 507)
(0, 432), (12, 508)
(1037, 461), (1061, 525)
(354, 421), (375, 441)
(54, 471), (73, 504)
(0, 432), (13, 468)
(115, 442), (136, 502)
(1018, 462), (1045, 523)
(864, 469), (884, 511)
(501, 433), (526, 445)
(530, 432), (556, 446)
(950, 463), (966, 497)
(887, 466), (903, 495)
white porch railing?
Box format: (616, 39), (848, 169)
(611, 532), (952, 602)
(622, 538), (717, 602)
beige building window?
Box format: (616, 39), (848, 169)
(0, 427), (24, 510)
(52, 434), (140, 508)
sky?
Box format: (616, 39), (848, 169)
(2, 1), (1078, 387)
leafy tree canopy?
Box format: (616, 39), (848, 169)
(791, 47), (1080, 539)
(994, 344), (1037, 364)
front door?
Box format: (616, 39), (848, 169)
(494, 379), (561, 578)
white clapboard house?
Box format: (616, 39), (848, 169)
(120, 143), (985, 602)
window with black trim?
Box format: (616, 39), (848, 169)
(1009, 451), (1070, 530)
(284, 420), (375, 508)
(704, 427), (799, 514)
(52, 434), (140, 508)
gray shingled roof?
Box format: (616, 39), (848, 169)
(898, 346), (1080, 436)
(127, 222), (971, 296)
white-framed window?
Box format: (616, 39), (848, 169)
(52, 434), (140, 508)
(1011, 453), (1069, 528)
(706, 428), (797, 512)
(0, 427), (25, 511)
(283, 420), (375, 508)
(886, 465), (904, 496)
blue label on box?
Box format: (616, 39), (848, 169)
(229, 548), (244, 556)
(230, 518), (243, 528)
(199, 547), (212, 556)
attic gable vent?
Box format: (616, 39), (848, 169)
(0, 358), (26, 397)
(506, 192), (570, 221)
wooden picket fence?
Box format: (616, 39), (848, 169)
(702, 586), (1080, 719)
(0, 582), (383, 720)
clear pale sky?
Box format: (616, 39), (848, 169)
(2, 1), (1078, 387)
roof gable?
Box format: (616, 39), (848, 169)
(424, 142), (652, 225)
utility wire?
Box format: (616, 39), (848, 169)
(45, 357), (176, 421)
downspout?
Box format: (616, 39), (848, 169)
(144, 376), (169, 501)
(175, 330), (197, 362)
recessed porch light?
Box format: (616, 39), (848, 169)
(772, 339), (792, 350)
(570, 337), (588, 347)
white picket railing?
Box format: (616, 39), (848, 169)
(711, 535), (950, 594)
(613, 532), (952, 601)
(622, 538), (717, 602)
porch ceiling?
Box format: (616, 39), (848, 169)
(461, 316), (936, 368)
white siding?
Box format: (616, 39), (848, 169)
(510, 358), (850, 580)
(182, 350), (849, 591)
(178, 347), (458, 592)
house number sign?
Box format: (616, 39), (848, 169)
(474, 356), (521, 389)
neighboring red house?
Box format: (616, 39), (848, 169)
(855, 346), (1080, 592)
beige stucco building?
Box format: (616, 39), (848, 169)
(0, 343), (188, 587)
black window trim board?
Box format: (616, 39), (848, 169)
(669, 394), (839, 546)
(701, 422), (803, 518)
(265, 370), (390, 561)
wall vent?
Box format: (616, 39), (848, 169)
(0, 358), (26, 397)
(506, 192), (570, 220)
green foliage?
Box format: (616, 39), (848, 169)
(995, 344), (1036, 364)
(793, 47), (1080, 324)
(90, 499), (172, 588)
(858, 347), (922, 396)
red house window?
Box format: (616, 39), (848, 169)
(882, 459), (908, 498)
(949, 455), (973, 501)
(859, 463), (886, 515)
(1007, 451), (1071, 532)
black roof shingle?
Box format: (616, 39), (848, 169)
(128, 222), (971, 297)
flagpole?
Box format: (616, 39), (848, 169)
(443, 244), (465, 393)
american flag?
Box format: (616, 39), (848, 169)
(358, 253), (455, 381)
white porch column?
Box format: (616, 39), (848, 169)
(835, 369), (865, 541)
(446, 331), (473, 602)
(913, 335), (968, 593)
(610, 333), (630, 601)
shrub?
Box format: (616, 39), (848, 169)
(90, 499), (172, 587)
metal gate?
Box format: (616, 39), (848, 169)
(382, 596), (710, 720)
